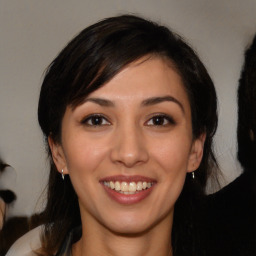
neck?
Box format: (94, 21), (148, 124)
(72, 215), (173, 256)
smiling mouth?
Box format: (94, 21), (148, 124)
(100, 176), (156, 204)
(103, 181), (154, 195)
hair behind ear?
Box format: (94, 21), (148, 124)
(48, 136), (68, 176)
(187, 133), (206, 173)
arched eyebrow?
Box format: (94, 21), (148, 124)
(141, 96), (184, 113)
(84, 95), (184, 113)
(84, 98), (115, 107)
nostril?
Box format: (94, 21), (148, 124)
(111, 146), (149, 167)
(110, 128), (149, 166)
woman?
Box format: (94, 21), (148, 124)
(11, 15), (219, 256)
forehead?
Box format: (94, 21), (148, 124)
(87, 57), (190, 110)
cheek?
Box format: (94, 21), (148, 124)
(64, 136), (109, 176)
(149, 134), (192, 202)
(150, 135), (192, 174)
(63, 139), (110, 207)
(146, 136), (192, 220)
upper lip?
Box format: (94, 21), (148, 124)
(99, 175), (156, 183)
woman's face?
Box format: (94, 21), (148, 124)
(50, 57), (204, 235)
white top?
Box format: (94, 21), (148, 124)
(6, 225), (42, 256)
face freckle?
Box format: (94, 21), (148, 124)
(51, 56), (204, 236)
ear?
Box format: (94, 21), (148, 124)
(48, 136), (68, 175)
(187, 133), (206, 173)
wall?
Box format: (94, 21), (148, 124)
(0, 0), (256, 217)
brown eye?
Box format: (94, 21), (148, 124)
(146, 114), (175, 126)
(82, 114), (110, 126)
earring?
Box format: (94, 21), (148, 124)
(61, 169), (65, 180)
(192, 172), (195, 179)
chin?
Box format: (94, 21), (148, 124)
(100, 210), (168, 236)
(107, 221), (153, 236)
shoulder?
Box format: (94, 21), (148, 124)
(5, 225), (43, 256)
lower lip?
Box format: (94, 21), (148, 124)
(102, 184), (154, 205)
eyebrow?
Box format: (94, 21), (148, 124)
(141, 96), (184, 113)
(84, 98), (115, 107)
(84, 95), (184, 113)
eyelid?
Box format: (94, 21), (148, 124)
(145, 113), (176, 126)
(81, 114), (111, 126)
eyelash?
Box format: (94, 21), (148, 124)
(81, 114), (111, 126)
(145, 114), (176, 126)
(81, 113), (175, 127)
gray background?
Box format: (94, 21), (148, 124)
(0, 0), (256, 217)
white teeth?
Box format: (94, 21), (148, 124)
(137, 181), (143, 191)
(114, 181), (120, 191)
(129, 182), (136, 192)
(110, 181), (115, 189)
(104, 181), (153, 193)
(121, 182), (128, 192)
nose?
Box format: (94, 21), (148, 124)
(110, 124), (149, 168)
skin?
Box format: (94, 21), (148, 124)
(49, 56), (205, 256)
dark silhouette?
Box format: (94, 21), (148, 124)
(204, 35), (256, 256)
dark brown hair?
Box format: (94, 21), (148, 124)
(237, 34), (256, 170)
(38, 15), (218, 255)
